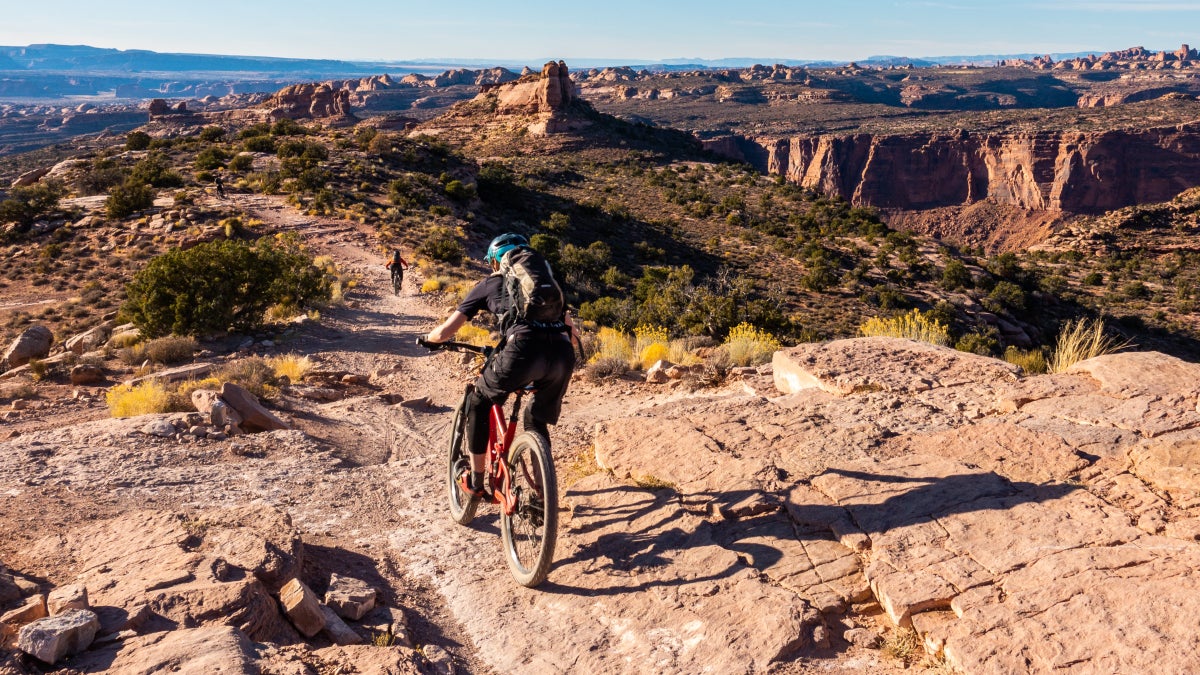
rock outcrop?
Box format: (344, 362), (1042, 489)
(489, 60), (577, 114)
(711, 123), (1200, 214)
(3, 325), (53, 369)
(577, 339), (1200, 673)
(264, 83), (357, 123)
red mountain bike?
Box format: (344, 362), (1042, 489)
(417, 338), (558, 587)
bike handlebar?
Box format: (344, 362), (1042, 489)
(417, 338), (493, 357)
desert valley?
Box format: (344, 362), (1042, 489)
(1, 33), (1200, 675)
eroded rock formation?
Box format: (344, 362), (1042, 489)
(712, 124), (1200, 214)
(490, 60), (577, 114)
(264, 83), (356, 122)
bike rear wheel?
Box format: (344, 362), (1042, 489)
(392, 271), (402, 295)
(500, 431), (558, 587)
(446, 393), (477, 525)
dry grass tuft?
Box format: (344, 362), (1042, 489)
(270, 354), (314, 382)
(106, 380), (172, 417)
(1003, 346), (1047, 374)
(1048, 317), (1131, 373)
(881, 627), (923, 666)
(723, 322), (782, 366)
(860, 309), (950, 346)
(590, 327), (634, 365)
(455, 323), (495, 347)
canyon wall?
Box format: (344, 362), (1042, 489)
(711, 124), (1200, 214)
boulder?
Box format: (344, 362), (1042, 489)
(46, 585), (88, 615)
(319, 604), (363, 645)
(18, 609), (100, 664)
(1, 594), (47, 625)
(645, 360), (672, 384)
(3, 325), (53, 369)
(69, 364), (104, 385)
(11, 167), (51, 188)
(324, 573), (376, 620)
(191, 389), (221, 414)
(221, 382), (289, 432)
(210, 401), (244, 431)
(140, 419), (176, 437)
(64, 322), (113, 355)
(279, 578), (324, 637)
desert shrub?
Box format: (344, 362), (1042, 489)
(955, 329), (1000, 356)
(443, 179), (475, 202)
(227, 153), (255, 173)
(634, 325), (669, 369)
(143, 335), (198, 365)
(277, 139), (327, 162)
(215, 357), (278, 398)
(130, 152), (184, 188)
(1047, 317), (1129, 374)
(668, 337), (708, 366)
(242, 135), (277, 153)
(388, 175), (431, 209)
(941, 259), (972, 290)
(591, 326), (634, 364)
(0, 181), (66, 229)
(881, 628), (922, 666)
(76, 158), (126, 195)
(123, 235), (330, 336)
(859, 309), (950, 346)
(983, 281), (1026, 313)
(106, 381), (172, 417)
(1003, 346), (1047, 374)
(194, 147), (228, 171)
(476, 162), (519, 206)
(126, 131), (152, 150)
(585, 356), (630, 381)
(105, 180), (154, 219)
(455, 323), (495, 347)
(420, 277), (445, 294)
(541, 212), (570, 234)
(271, 118), (305, 136)
(722, 322), (781, 366)
(269, 354), (313, 382)
(199, 126), (226, 142)
(417, 228), (464, 264)
(1082, 271), (1103, 286)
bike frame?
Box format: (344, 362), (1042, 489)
(485, 389), (526, 516)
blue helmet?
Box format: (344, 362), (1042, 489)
(485, 233), (528, 265)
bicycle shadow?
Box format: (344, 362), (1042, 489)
(545, 467), (1081, 597)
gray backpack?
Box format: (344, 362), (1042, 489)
(498, 246), (565, 327)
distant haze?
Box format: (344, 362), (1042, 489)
(0, 0), (1195, 63)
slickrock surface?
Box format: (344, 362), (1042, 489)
(587, 339), (1200, 673)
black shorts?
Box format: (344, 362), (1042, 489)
(474, 331), (575, 426)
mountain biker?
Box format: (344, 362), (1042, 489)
(424, 233), (576, 499)
(386, 249), (408, 289)
(214, 173), (226, 199)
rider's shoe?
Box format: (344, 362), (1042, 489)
(458, 473), (491, 502)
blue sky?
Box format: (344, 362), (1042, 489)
(2, 0), (1198, 62)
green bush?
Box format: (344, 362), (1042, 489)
(130, 152), (183, 188)
(941, 259), (972, 290)
(242, 135), (277, 153)
(194, 147), (228, 171)
(105, 180), (154, 219)
(76, 158), (126, 195)
(984, 281), (1026, 313)
(443, 179), (475, 202)
(239, 123), (271, 139)
(199, 126), (226, 142)
(126, 131), (152, 151)
(271, 118), (305, 136)
(228, 153), (255, 173)
(122, 235), (330, 336)
(0, 181), (65, 229)
(416, 228), (464, 263)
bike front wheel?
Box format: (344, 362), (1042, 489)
(446, 393), (477, 525)
(500, 431), (558, 587)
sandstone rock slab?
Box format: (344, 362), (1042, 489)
(18, 608), (100, 664)
(773, 337), (1019, 396)
(1067, 351), (1200, 399)
(221, 382), (289, 432)
(319, 603), (363, 646)
(324, 573), (376, 620)
(69, 363), (104, 385)
(1, 594), (47, 626)
(279, 578), (324, 637)
(46, 585), (88, 615)
(95, 625), (258, 674)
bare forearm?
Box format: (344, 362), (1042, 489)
(427, 311), (469, 342)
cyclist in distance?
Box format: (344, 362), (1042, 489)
(386, 248), (408, 294)
(424, 233), (576, 500)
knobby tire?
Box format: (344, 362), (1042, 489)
(500, 431), (558, 587)
(392, 271), (403, 296)
(446, 393), (477, 525)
